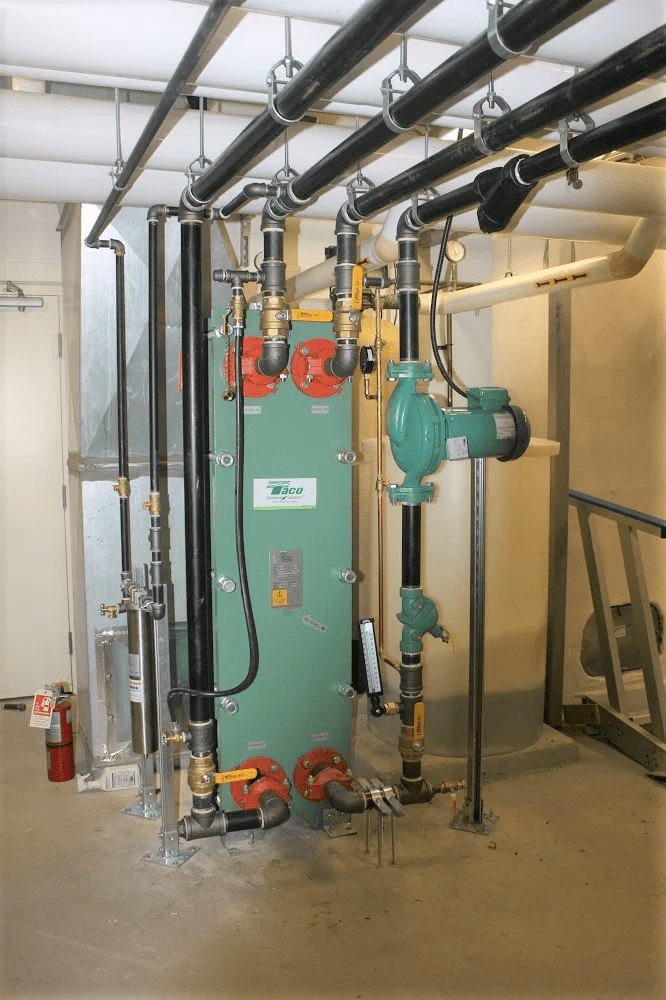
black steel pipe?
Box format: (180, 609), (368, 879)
(184, 0), (431, 209)
(406, 98), (666, 235)
(85, 0), (234, 246)
(401, 506), (421, 589)
(147, 206), (177, 617)
(280, 0), (601, 217)
(180, 218), (214, 724)
(179, 790), (290, 841)
(217, 182), (277, 219)
(96, 239), (132, 580)
(519, 97), (666, 184)
(353, 25), (666, 220)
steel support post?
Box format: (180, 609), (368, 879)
(142, 595), (199, 867)
(451, 458), (497, 835)
(544, 245), (573, 726)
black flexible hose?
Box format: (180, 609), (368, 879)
(429, 216), (468, 400)
(167, 321), (259, 722)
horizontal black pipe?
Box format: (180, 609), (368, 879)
(404, 98), (666, 234)
(217, 182), (277, 219)
(85, 0), (233, 246)
(284, 0), (598, 212)
(354, 25), (666, 219)
(186, 0), (431, 207)
(179, 791), (291, 841)
(519, 97), (666, 184)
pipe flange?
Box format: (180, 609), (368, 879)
(229, 756), (291, 809)
(291, 339), (346, 398)
(294, 749), (352, 802)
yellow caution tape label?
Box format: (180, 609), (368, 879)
(272, 588), (289, 607)
(292, 309), (333, 322)
(351, 265), (364, 311)
(414, 702), (425, 741)
(215, 768), (258, 785)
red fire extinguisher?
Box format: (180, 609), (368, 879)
(45, 698), (75, 782)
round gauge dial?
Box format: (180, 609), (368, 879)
(445, 239), (466, 263)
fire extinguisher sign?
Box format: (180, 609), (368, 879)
(29, 687), (58, 729)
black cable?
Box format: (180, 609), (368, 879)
(167, 317), (259, 723)
(429, 215), (468, 400)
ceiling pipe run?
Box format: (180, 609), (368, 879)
(268, 0), (602, 218)
(84, 0), (235, 246)
(182, 0), (433, 210)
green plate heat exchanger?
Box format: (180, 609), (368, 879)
(209, 312), (353, 827)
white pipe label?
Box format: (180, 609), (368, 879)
(446, 436), (469, 461)
(302, 615), (326, 632)
(254, 478), (316, 509)
(494, 412), (516, 440)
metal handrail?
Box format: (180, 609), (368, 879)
(569, 490), (666, 539)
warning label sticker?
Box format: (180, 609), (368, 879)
(30, 689), (56, 729)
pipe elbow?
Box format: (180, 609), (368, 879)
(147, 204), (169, 223)
(261, 202), (286, 232)
(259, 790), (291, 830)
(324, 780), (366, 814)
(256, 339), (289, 377)
(335, 204), (360, 237)
(326, 342), (358, 379)
(397, 208), (422, 241)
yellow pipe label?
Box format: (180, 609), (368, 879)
(215, 768), (258, 785)
(351, 265), (364, 311)
(414, 703), (425, 741)
(292, 309), (333, 322)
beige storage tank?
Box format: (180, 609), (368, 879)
(357, 428), (556, 757)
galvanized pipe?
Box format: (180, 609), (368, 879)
(465, 458), (487, 824)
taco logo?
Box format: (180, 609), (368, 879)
(253, 478), (316, 509)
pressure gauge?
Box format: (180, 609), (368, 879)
(445, 239), (466, 263)
(359, 345), (376, 375)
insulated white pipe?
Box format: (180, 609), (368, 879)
(435, 217), (665, 314)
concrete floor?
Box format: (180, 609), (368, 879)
(1, 703), (664, 1000)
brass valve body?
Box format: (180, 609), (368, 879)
(188, 753), (216, 797)
(333, 302), (361, 339)
(398, 724), (424, 763)
(260, 294), (290, 339)
(113, 476), (130, 498)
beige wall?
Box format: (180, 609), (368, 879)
(566, 244), (666, 701)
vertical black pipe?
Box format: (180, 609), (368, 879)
(401, 506), (421, 589)
(113, 245), (131, 580)
(396, 228), (420, 361)
(181, 217), (213, 724)
(148, 220), (161, 496)
(396, 226), (425, 787)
